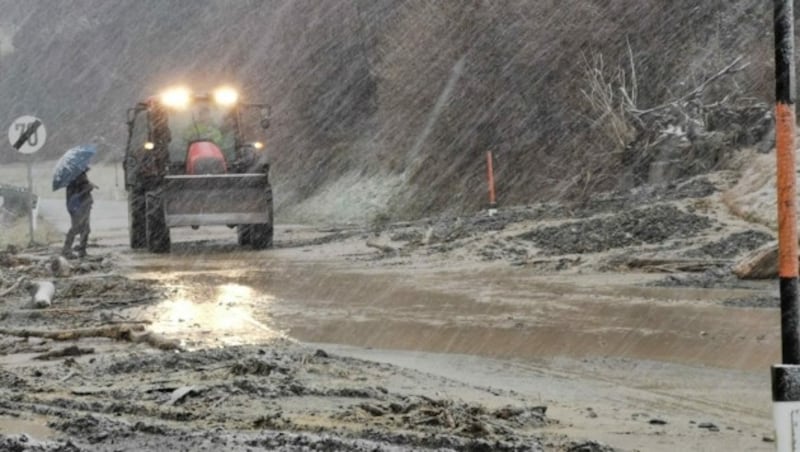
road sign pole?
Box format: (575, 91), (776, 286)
(26, 158), (34, 245)
(772, 1), (800, 450)
(7, 115), (47, 248)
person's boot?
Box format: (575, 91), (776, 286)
(63, 229), (76, 259)
(76, 248), (87, 258)
(61, 247), (77, 259)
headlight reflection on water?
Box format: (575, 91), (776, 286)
(150, 283), (281, 345)
(217, 283), (254, 305)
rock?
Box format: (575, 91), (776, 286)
(698, 422), (719, 432)
(48, 255), (72, 277)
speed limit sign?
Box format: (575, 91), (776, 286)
(8, 115), (47, 154)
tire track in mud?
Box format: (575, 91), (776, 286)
(501, 359), (768, 430)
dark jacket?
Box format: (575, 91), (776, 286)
(66, 172), (94, 215)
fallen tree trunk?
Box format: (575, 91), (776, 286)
(30, 280), (55, 308)
(0, 253), (46, 267)
(34, 345), (94, 360)
(11, 307), (94, 314)
(366, 239), (399, 254)
(623, 258), (730, 273)
(131, 330), (183, 351)
(0, 324), (145, 341)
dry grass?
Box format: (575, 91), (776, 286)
(580, 50), (638, 151)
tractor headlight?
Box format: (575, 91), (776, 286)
(253, 141), (264, 150)
(160, 87), (191, 109)
(144, 142), (155, 150)
(213, 87), (238, 106)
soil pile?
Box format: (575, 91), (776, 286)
(352, 175), (773, 278)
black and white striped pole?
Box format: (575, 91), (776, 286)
(772, 1), (800, 449)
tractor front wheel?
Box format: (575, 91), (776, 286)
(237, 224), (252, 246)
(145, 192), (170, 253)
(250, 224), (273, 250)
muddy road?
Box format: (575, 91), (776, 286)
(0, 183), (782, 451)
(128, 245), (777, 371)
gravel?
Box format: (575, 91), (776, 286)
(722, 294), (779, 309)
(519, 205), (713, 255)
(685, 230), (773, 259)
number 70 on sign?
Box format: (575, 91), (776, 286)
(8, 115), (47, 154)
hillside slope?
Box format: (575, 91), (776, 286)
(0, 0), (776, 221)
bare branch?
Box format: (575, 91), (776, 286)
(626, 35), (637, 105)
(632, 56), (748, 116)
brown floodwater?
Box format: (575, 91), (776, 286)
(125, 247), (779, 371)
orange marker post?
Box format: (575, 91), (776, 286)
(486, 151), (497, 213)
(774, 0), (800, 365)
(771, 2), (800, 449)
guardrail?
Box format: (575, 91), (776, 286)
(0, 184), (38, 220)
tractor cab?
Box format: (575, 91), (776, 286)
(125, 86), (270, 183)
(163, 97), (232, 175)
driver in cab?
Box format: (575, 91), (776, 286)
(183, 106), (223, 145)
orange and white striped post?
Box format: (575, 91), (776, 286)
(771, 1), (800, 449)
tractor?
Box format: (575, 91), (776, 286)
(123, 86), (273, 253)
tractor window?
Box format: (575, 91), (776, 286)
(166, 101), (236, 163)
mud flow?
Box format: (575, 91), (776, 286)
(0, 173), (783, 450)
(128, 248), (778, 372)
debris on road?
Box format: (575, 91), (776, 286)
(0, 245), (554, 451)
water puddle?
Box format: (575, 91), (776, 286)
(0, 415), (57, 440)
(124, 251), (779, 370)
(132, 271), (286, 348)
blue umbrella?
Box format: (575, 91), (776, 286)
(52, 144), (96, 191)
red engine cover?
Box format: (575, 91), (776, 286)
(186, 141), (227, 175)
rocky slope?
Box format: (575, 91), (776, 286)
(0, 0), (777, 221)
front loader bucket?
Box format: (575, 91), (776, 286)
(161, 174), (271, 227)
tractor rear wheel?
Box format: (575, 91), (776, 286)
(145, 193), (170, 253)
(250, 224), (273, 249)
(251, 197), (274, 250)
(128, 190), (146, 249)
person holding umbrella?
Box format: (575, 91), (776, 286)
(62, 169), (97, 258)
(52, 144), (98, 259)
